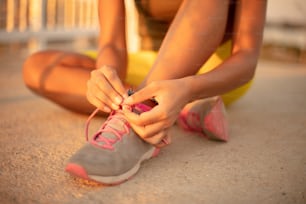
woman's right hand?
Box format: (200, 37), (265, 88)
(86, 65), (127, 113)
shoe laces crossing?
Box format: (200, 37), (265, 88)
(85, 108), (131, 150)
(84, 89), (158, 150)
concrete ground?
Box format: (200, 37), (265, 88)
(0, 46), (305, 204)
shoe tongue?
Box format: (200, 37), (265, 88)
(94, 103), (152, 145)
(106, 112), (126, 131)
(95, 111), (126, 144)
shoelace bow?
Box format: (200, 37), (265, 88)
(85, 108), (130, 150)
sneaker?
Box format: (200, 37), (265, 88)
(65, 103), (159, 185)
(177, 96), (229, 141)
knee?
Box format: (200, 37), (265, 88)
(22, 50), (63, 91)
(22, 51), (45, 90)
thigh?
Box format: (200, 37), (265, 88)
(23, 50), (96, 89)
(27, 50), (96, 70)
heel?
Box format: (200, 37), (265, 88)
(203, 97), (229, 142)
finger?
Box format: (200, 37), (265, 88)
(155, 135), (172, 148)
(91, 69), (122, 106)
(131, 124), (165, 145)
(129, 120), (169, 139)
(163, 134), (171, 145)
(87, 80), (119, 110)
(124, 83), (156, 105)
(86, 91), (111, 113)
(92, 73), (123, 107)
(144, 131), (167, 145)
(99, 66), (127, 99)
(138, 129), (170, 147)
(123, 105), (166, 126)
(122, 109), (142, 125)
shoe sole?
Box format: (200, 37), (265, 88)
(65, 147), (159, 185)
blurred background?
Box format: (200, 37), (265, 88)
(0, 2), (305, 203)
(0, 0), (305, 62)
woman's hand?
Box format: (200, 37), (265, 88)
(123, 77), (193, 146)
(86, 65), (127, 112)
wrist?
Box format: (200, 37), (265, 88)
(181, 76), (198, 103)
(96, 46), (127, 80)
(176, 76), (198, 105)
(97, 44), (127, 66)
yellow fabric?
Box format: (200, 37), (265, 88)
(84, 41), (252, 106)
(197, 40), (253, 105)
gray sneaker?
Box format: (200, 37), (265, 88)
(177, 96), (229, 141)
(65, 103), (159, 185)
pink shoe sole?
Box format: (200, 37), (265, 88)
(65, 163), (134, 186)
(65, 147), (160, 185)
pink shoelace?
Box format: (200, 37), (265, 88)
(84, 98), (169, 149)
(85, 108), (131, 150)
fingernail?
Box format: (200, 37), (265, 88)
(103, 106), (111, 113)
(112, 103), (119, 110)
(124, 97), (132, 104)
(123, 93), (128, 99)
(122, 104), (131, 111)
(115, 96), (122, 105)
(162, 138), (170, 145)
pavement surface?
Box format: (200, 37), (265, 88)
(0, 46), (305, 204)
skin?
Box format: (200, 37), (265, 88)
(22, 1), (128, 114)
(123, 0), (267, 146)
(22, 0), (267, 146)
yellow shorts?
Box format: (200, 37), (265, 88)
(84, 41), (252, 106)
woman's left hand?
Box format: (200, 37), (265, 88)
(123, 78), (193, 146)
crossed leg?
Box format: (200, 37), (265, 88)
(22, 50), (97, 114)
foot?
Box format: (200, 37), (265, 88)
(65, 103), (159, 185)
(177, 96), (229, 142)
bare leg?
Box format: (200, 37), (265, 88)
(22, 50), (97, 114)
(140, 0), (230, 87)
